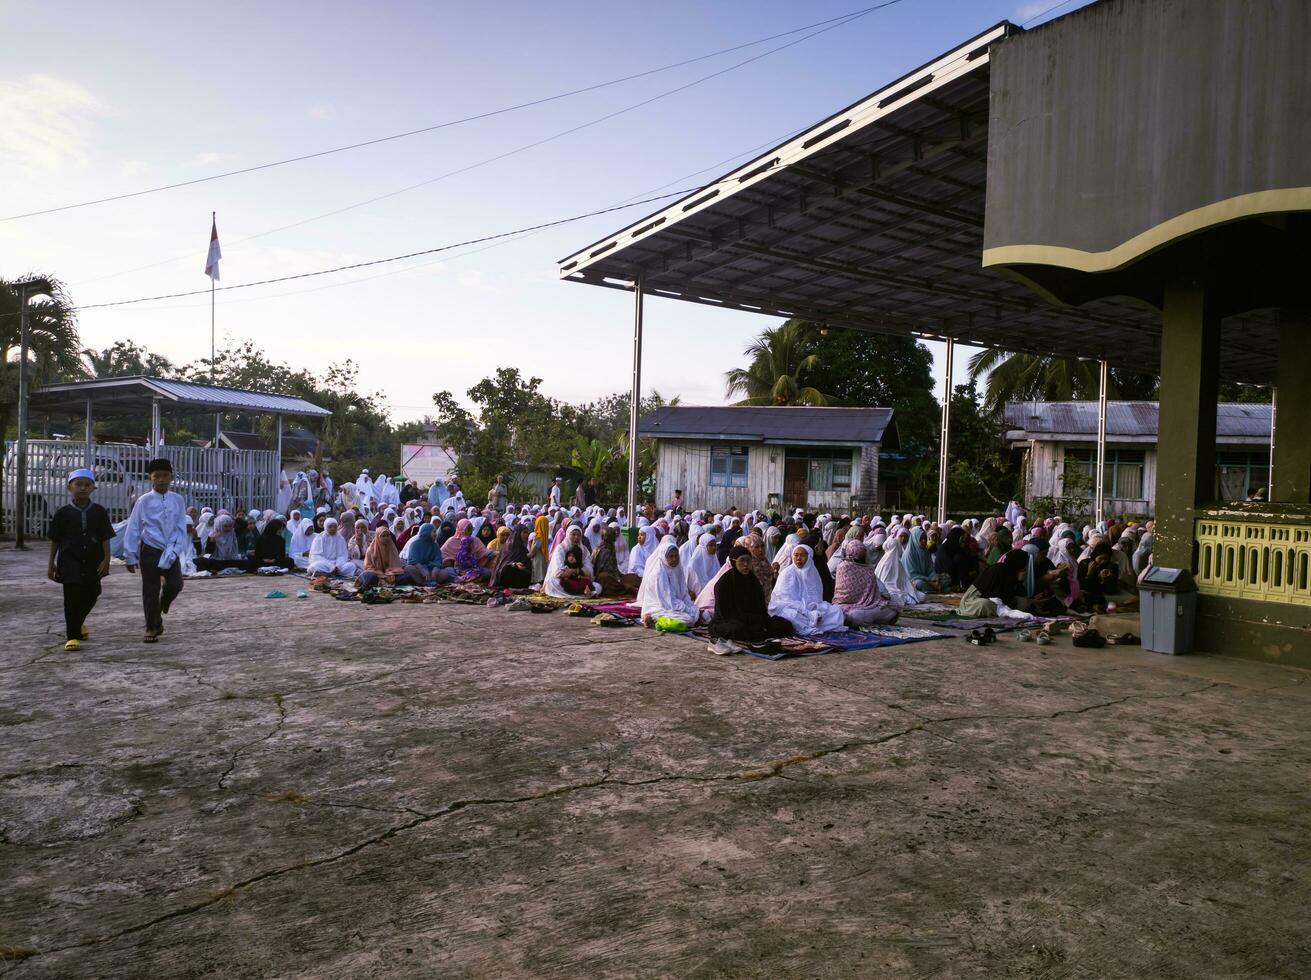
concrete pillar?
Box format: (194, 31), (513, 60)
(1271, 312), (1311, 504)
(1153, 282), (1220, 569)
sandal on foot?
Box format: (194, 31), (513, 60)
(79, 627), (90, 640)
(64, 639), (81, 651)
(143, 630), (157, 644)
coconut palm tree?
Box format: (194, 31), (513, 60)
(725, 320), (832, 406)
(1, 275), (85, 532)
(83, 339), (175, 379)
(967, 349), (1104, 413)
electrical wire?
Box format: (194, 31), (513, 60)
(62, 187), (725, 312)
(75, 121), (814, 313)
(2, 1), (904, 223)
(71, 4), (896, 287)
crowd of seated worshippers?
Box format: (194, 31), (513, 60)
(185, 482), (1150, 621)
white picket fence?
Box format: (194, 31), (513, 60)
(2, 440), (279, 536)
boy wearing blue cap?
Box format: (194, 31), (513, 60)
(47, 468), (114, 651)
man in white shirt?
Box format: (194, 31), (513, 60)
(124, 458), (190, 643)
(548, 476), (562, 509)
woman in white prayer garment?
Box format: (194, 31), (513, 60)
(636, 538), (700, 628)
(876, 528), (925, 606)
(626, 525), (657, 576)
(684, 531), (722, 597)
(767, 544), (845, 637)
(306, 518), (359, 577)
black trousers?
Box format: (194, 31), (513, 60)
(140, 544), (184, 631)
(62, 579), (101, 639)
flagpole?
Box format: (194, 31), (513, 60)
(211, 210), (220, 446)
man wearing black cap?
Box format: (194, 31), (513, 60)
(123, 458), (189, 643)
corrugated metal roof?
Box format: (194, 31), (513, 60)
(640, 406), (894, 445)
(30, 376), (331, 418)
(1003, 401), (1272, 439)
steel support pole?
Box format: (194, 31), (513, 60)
(85, 397), (94, 468)
(1268, 385), (1277, 499)
(14, 285), (30, 549)
(627, 276), (645, 522)
(150, 398), (162, 450)
(936, 337), (953, 524)
(276, 414), (284, 464)
(1095, 359), (1108, 523)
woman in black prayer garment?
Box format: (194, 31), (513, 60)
(709, 546), (794, 642)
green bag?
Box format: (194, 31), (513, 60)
(654, 616), (689, 633)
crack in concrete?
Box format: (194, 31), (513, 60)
(216, 697), (288, 791)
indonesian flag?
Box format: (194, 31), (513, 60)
(204, 216), (222, 281)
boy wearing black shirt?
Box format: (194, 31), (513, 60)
(47, 467), (114, 651)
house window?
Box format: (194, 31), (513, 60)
(1064, 448), (1146, 499)
(1215, 452), (1269, 500)
(786, 447), (855, 492)
(709, 446), (749, 487)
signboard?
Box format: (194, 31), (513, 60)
(400, 443), (457, 487)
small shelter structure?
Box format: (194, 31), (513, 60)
(5, 376), (329, 534)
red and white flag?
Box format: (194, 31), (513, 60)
(204, 216), (222, 282)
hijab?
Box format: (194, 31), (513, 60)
(878, 531), (923, 604)
(407, 523), (440, 568)
(364, 528), (404, 574)
(712, 545), (771, 624)
(627, 526), (657, 575)
(209, 515), (241, 560)
(490, 525), (531, 587)
(769, 545), (827, 615)
(832, 539), (888, 608)
(533, 514), (551, 561)
(636, 538), (698, 620)
(255, 518), (287, 562)
(902, 526), (936, 580)
(685, 531), (722, 595)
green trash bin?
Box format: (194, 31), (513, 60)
(621, 526), (638, 549)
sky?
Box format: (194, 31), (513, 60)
(0, 0), (1093, 423)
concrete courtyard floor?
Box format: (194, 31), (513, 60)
(1, 545), (1309, 979)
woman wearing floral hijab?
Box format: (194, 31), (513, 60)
(441, 518), (492, 583)
(833, 540), (900, 626)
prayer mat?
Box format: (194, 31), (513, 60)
(590, 602), (642, 619)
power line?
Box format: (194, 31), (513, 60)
(2, 2), (903, 223)
(66, 187), (720, 311)
(77, 122), (813, 312)
(71, 6), (893, 287)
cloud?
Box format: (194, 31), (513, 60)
(1015, 2), (1051, 20)
(0, 74), (107, 173)
(308, 104), (337, 121)
(180, 150), (240, 168)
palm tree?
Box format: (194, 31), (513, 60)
(967, 349), (1105, 413)
(83, 339), (175, 379)
(725, 320), (832, 405)
(1, 275), (85, 532)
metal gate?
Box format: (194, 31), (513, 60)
(2, 440), (280, 536)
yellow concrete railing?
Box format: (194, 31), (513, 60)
(1195, 517), (1311, 606)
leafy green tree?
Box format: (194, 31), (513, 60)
(83, 340), (175, 379)
(795, 323), (939, 454)
(725, 320), (832, 406)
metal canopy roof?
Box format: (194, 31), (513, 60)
(557, 19), (1279, 384)
(29, 376), (331, 418)
(1003, 400), (1272, 444)
(639, 405), (896, 446)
